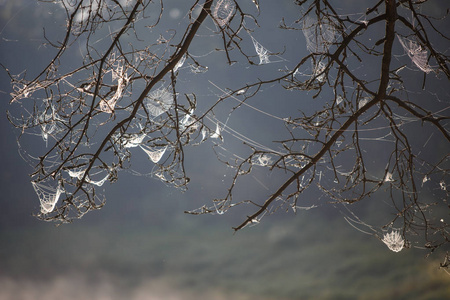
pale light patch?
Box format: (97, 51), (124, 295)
(169, 8), (181, 19)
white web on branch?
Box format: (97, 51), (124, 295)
(179, 109), (198, 133)
(358, 97), (370, 109)
(100, 61), (128, 113)
(174, 54), (187, 72)
(139, 144), (167, 163)
(255, 154), (272, 167)
(397, 35), (434, 73)
(302, 16), (336, 54)
(10, 75), (53, 103)
(381, 229), (404, 252)
(210, 122), (222, 140)
(312, 61), (326, 83)
(250, 35), (272, 65)
(38, 111), (58, 147)
(341, 207), (407, 253)
(384, 172), (394, 182)
(66, 168), (110, 187)
(189, 64), (209, 74)
(31, 181), (62, 214)
(180, 109), (193, 127)
(144, 87), (174, 117)
(120, 133), (146, 148)
(212, 0), (235, 27)
(201, 127), (208, 142)
(86, 174), (109, 187)
(67, 168), (86, 180)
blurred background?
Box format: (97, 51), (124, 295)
(1, 1), (449, 299)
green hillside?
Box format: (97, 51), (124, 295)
(1, 210), (448, 300)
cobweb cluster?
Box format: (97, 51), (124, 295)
(4, 0), (450, 268)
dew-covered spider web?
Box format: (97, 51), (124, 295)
(212, 0), (235, 27)
(312, 60), (326, 83)
(31, 181), (62, 214)
(114, 132), (146, 148)
(342, 207), (406, 253)
(247, 32), (285, 65)
(67, 168), (86, 180)
(38, 111), (58, 147)
(139, 144), (167, 163)
(87, 172), (110, 187)
(210, 122), (222, 140)
(144, 87), (174, 117)
(381, 229), (404, 252)
(174, 54), (187, 72)
(302, 16), (337, 54)
(66, 167), (110, 187)
(250, 35), (271, 65)
(397, 34), (434, 73)
(99, 59), (128, 113)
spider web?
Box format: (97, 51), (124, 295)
(120, 133), (146, 148)
(251, 36), (270, 64)
(38, 111), (58, 147)
(210, 122), (222, 140)
(312, 60), (326, 83)
(212, 0), (235, 27)
(99, 61), (127, 113)
(31, 181), (62, 214)
(144, 87), (174, 117)
(86, 174), (109, 187)
(397, 34), (434, 73)
(174, 54), (186, 72)
(302, 16), (336, 54)
(248, 34), (284, 65)
(67, 168), (86, 179)
(66, 168), (110, 187)
(381, 229), (404, 252)
(139, 144), (167, 163)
